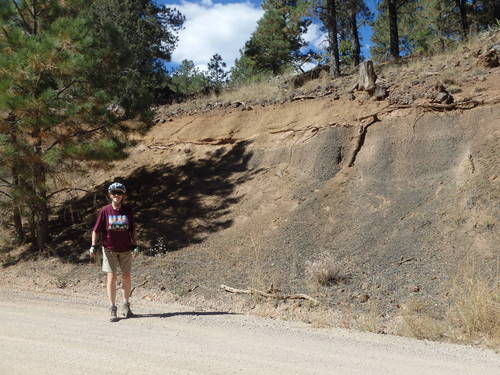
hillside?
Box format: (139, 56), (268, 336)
(1, 30), (499, 347)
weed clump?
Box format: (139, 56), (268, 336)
(305, 253), (345, 287)
(400, 273), (499, 349)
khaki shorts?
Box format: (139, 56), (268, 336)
(102, 248), (132, 273)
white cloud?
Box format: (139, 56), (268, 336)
(302, 23), (326, 50)
(171, 1), (263, 70)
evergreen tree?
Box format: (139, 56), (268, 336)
(370, 0), (420, 60)
(324, 0), (341, 76)
(207, 54), (228, 93)
(0, 0), (183, 249)
(341, 0), (372, 66)
(312, 1), (371, 73)
(86, 0), (184, 112)
(231, 0), (310, 84)
(454, 0), (469, 38)
(371, 0), (498, 60)
(170, 60), (209, 96)
(230, 53), (260, 85)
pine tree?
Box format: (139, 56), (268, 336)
(0, 0), (184, 249)
(454, 0), (469, 38)
(231, 0), (310, 84)
(371, 0), (498, 60)
(207, 54), (228, 93)
(343, 0), (372, 66)
(370, 0), (419, 60)
(170, 60), (209, 96)
(86, 0), (184, 111)
(325, 0), (341, 77)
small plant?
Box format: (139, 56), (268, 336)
(400, 298), (446, 340)
(400, 272), (499, 348)
(55, 275), (68, 289)
(305, 253), (345, 287)
(447, 275), (499, 343)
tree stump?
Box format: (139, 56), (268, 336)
(357, 60), (377, 94)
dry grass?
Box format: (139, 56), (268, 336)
(400, 271), (499, 349)
(447, 275), (499, 346)
(305, 252), (346, 287)
(301, 70), (333, 92)
(219, 79), (289, 104)
(164, 76), (293, 115)
(354, 303), (383, 333)
(400, 298), (446, 341)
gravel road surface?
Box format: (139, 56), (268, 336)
(1, 289), (498, 375)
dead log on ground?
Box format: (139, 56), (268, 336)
(220, 284), (319, 305)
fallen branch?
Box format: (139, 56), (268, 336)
(398, 257), (415, 265)
(291, 95), (317, 101)
(220, 284), (319, 305)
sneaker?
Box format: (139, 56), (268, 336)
(122, 302), (134, 318)
(110, 305), (118, 322)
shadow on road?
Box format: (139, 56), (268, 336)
(117, 311), (238, 321)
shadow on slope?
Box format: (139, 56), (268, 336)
(50, 141), (258, 262)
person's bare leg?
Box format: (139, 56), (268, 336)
(121, 272), (133, 317)
(107, 272), (118, 321)
(122, 272), (131, 303)
(107, 272), (117, 306)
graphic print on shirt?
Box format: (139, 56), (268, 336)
(107, 215), (129, 231)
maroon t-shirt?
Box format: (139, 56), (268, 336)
(93, 204), (135, 252)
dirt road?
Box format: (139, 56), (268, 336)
(1, 289), (498, 375)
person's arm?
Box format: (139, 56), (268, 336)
(90, 208), (104, 256)
(89, 231), (99, 257)
(91, 230), (99, 246)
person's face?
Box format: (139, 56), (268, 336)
(109, 190), (124, 205)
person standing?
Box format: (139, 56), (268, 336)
(89, 182), (138, 322)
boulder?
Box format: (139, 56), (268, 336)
(477, 47), (499, 68)
(434, 92), (453, 104)
(373, 86), (388, 101)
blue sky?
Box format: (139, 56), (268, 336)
(157, 0), (379, 72)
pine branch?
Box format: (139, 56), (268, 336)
(24, 0), (36, 20)
(2, 26), (13, 43)
(46, 187), (91, 200)
(0, 177), (13, 186)
(45, 124), (108, 153)
(10, 0), (33, 35)
(56, 80), (83, 98)
(0, 190), (13, 199)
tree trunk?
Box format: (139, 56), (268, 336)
(32, 135), (48, 250)
(12, 168), (24, 243)
(7, 114), (24, 242)
(350, 8), (361, 66)
(388, 0), (399, 60)
(455, 0), (469, 39)
(357, 60), (377, 93)
(327, 0), (341, 77)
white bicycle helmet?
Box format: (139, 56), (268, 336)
(108, 182), (126, 194)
